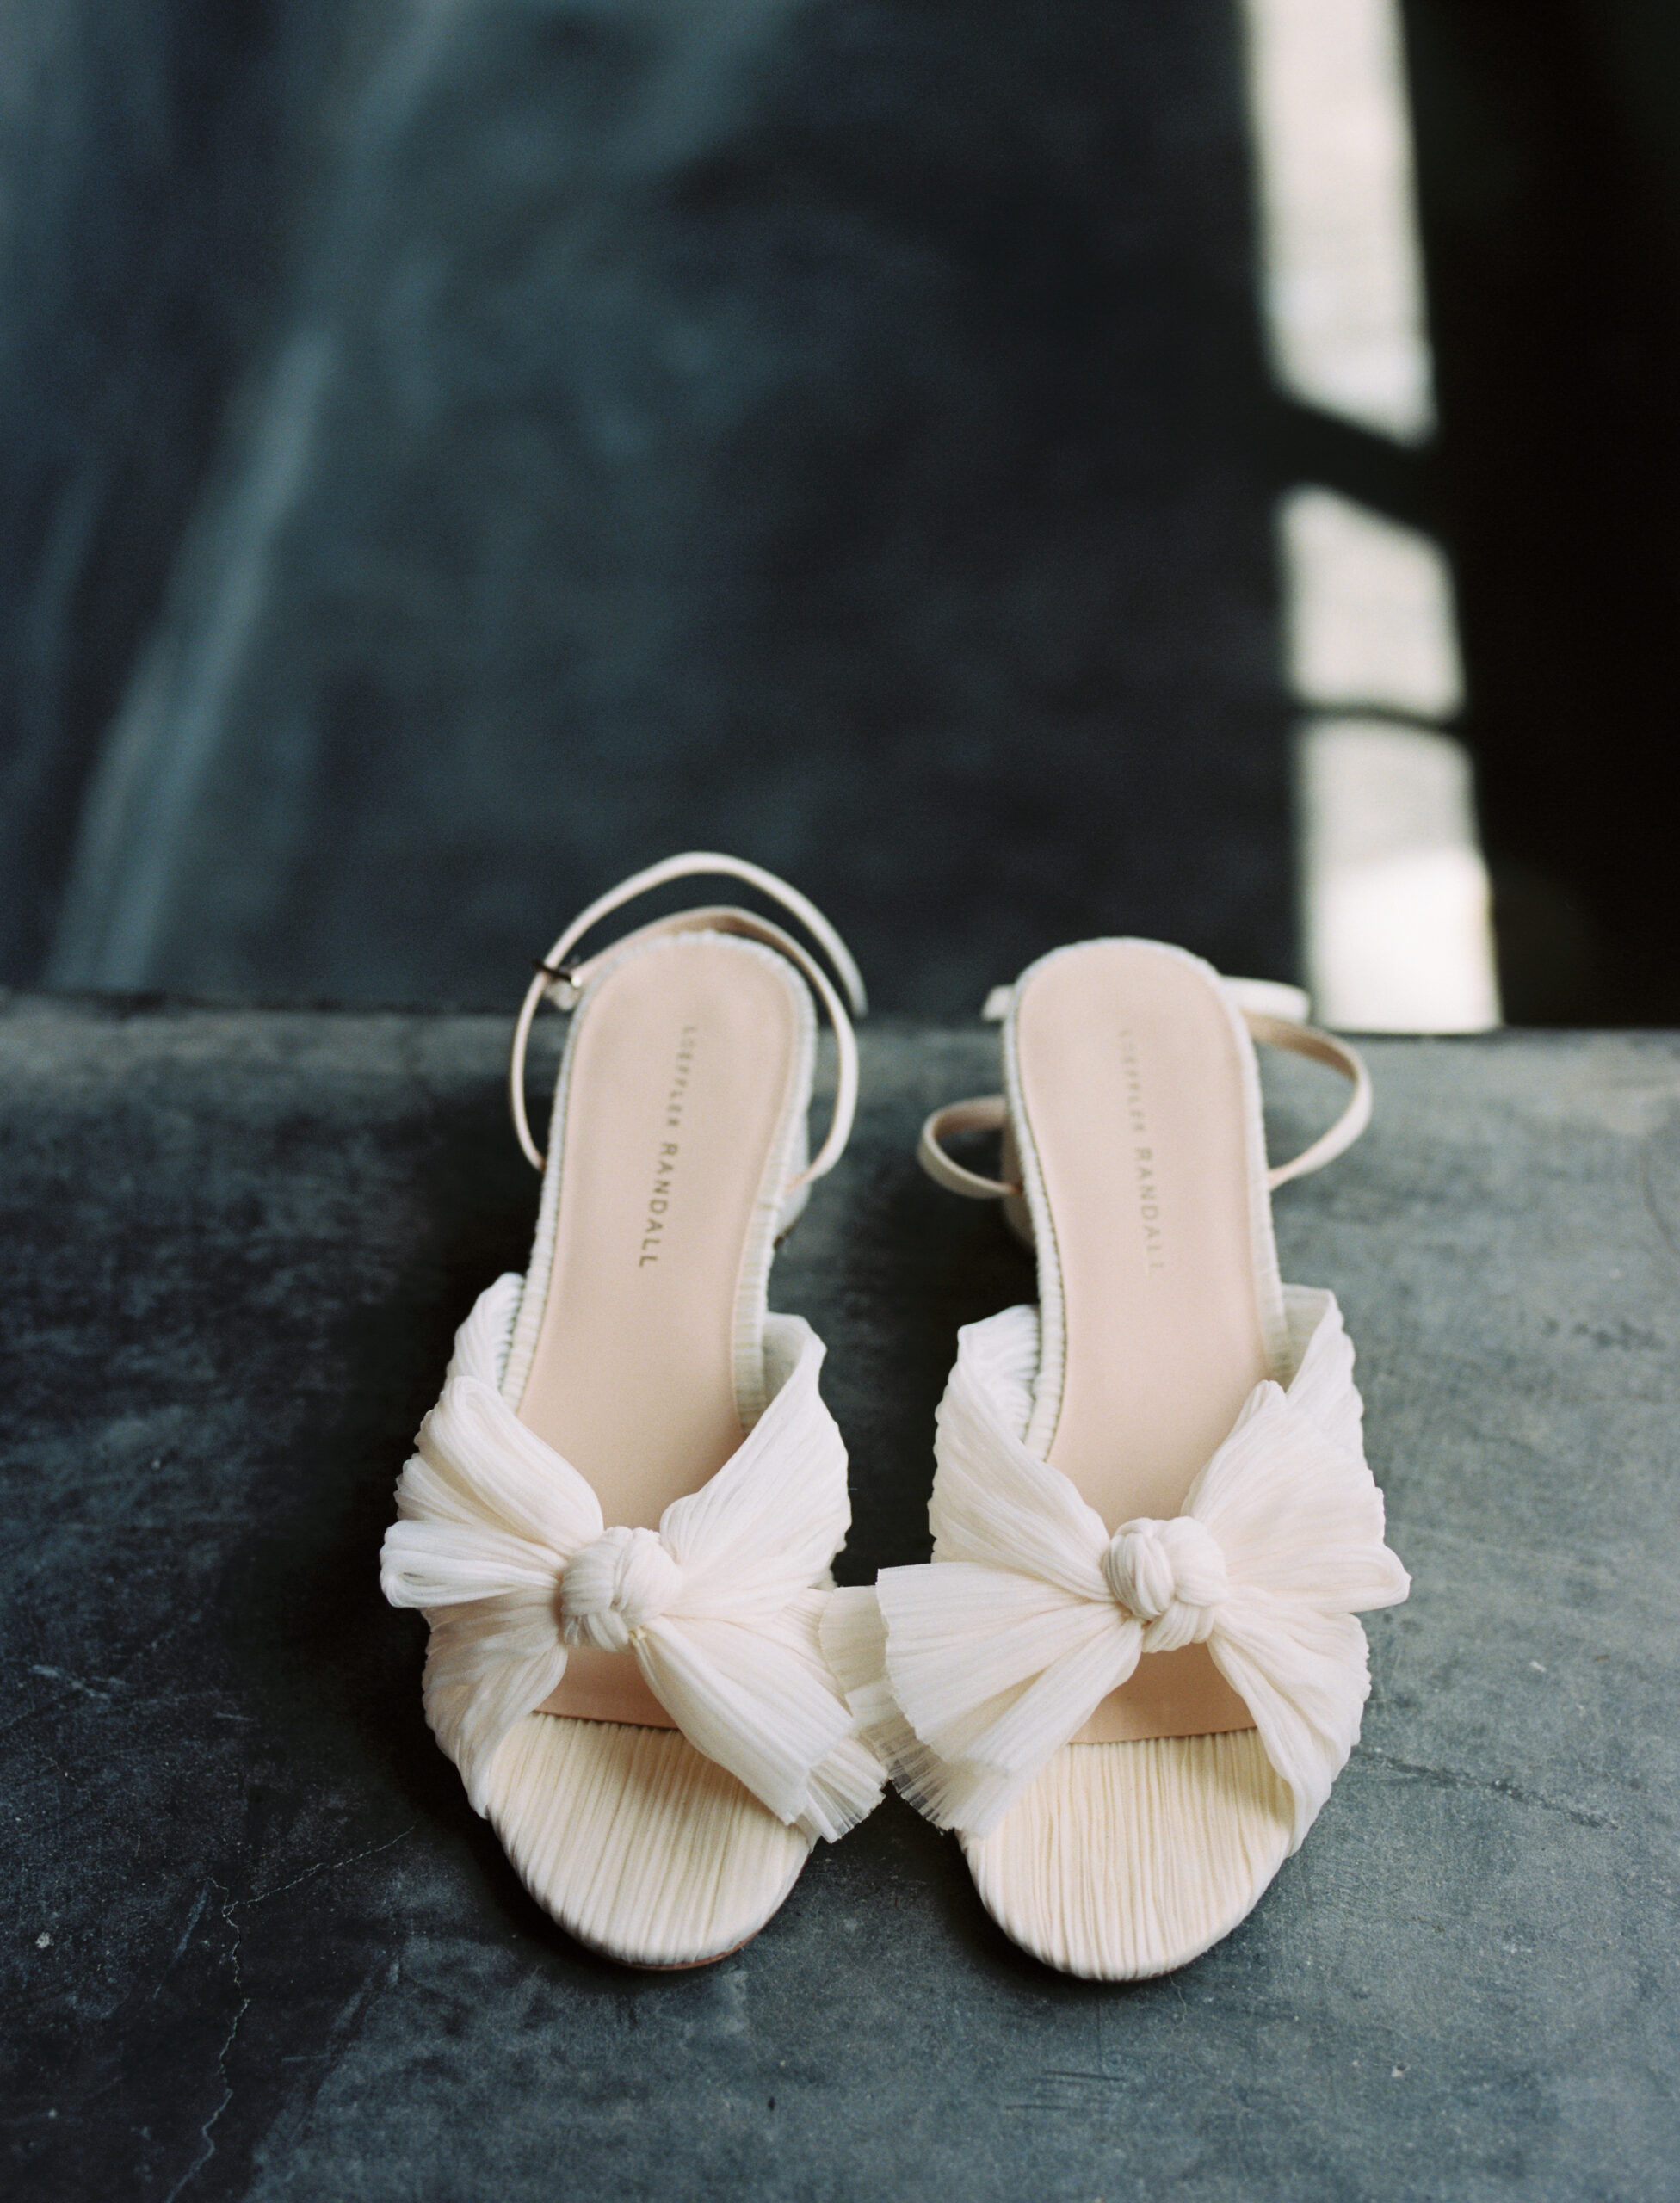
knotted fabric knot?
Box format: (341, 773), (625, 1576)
(559, 1525), (682, 1652)
(1101, 1515), (1229, 1650)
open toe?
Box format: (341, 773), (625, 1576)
(480, 1716), (811, 1968)
(962, 1731), (1293, 1979)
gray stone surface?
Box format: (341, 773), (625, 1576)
(3, 997), (1677, 2201)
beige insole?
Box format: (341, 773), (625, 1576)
(480, 1715), (809, 1967)
(961, 1730), (1292, 1978)
(516, 935), (806, 1725)
(1013, 941), (1268, 1744)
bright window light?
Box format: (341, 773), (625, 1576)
(1299, 719), (1501, 1032)
(1240, 0), (1435, 443)
(1280, 486), (1464, 720)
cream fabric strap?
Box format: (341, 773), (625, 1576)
(915, 1095), (1015, 1200)
(1241, 1011), (1373, 1188)
(380, 1274), (886, 1844)
(508, 853), (868, 1192)
(917, 984), (1372, 1201)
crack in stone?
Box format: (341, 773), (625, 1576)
(244, 1824), (416, 1909)
(1361, 1747), (1614, 1829)
(156, 1829), (414, 2200)
(150, 1885), (210, 1998)
(160, 1879), (245, 2203)
(27, 1664), (120, 1700)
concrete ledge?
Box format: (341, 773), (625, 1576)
(3, 997), (1677, 2200)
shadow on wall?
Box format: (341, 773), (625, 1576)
(1401, 0), (1680, 1025)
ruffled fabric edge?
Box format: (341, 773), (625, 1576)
(382, 1274), (886, 1845)
(820, 1285), (1408, 1850)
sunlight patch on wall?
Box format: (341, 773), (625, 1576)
(1298, 719), (1501, 1033)
(1278, 489), (1499, 1031)
(1239, 0), (1435, 443)
(1280, 488), (1463, 720)
(1245, 0), (1500, 1029)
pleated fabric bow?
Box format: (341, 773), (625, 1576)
(380, 1275), (886, 1843)
(825, 1288), (1409, 1843)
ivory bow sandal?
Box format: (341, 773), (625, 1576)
(380, 855), (886, 1966)
(825, 940), (1409, 1979)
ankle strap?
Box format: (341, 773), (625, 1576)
(535, 852), (867, 1016)
(509, 854), (866, 1192)
(916, 1095), (1017, 1200)
(1239, 1010), (1371, 1186)
(917, 1001), (1371, 1200)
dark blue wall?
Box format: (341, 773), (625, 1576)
(0, 0), (349, 980)
(18, 2), (1678, 1016)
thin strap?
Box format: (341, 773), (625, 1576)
(916, 1095), (1019, 1200)
(1240, 1011), (1372, 1187)
(508, 855), (864, 1191)
(1223, 976), (1312, 1024)
(538, 852), (865, 1015)
(917, 1009), (1370, 1199)
(984, 973), (1311, 1023)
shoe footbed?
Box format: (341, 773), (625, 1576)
(462, 936), (814, 1961)
(993, 942), (1296, 1967)
(482, 1715), (811, 1968)
(961, 1730), (1293, 1979)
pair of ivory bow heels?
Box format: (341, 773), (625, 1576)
(380, 855), (1410, 1977)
